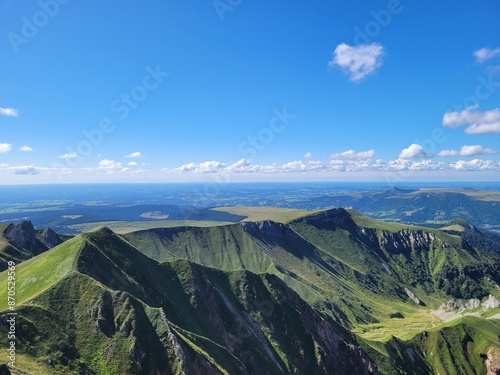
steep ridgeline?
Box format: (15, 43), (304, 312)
(440, 218), (500, 258)
(0, 221), (66, 270)
(124, 208), (500, 374)
(0, 226), (377, 375)
(0, 209), (499, 374)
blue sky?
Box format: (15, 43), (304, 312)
(0, 0), (499, 183)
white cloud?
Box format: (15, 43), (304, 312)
(19, 145), (32, 152)
(329, 43), (384, 82)
(125, 151), (143, 158)
(398, 144), (431, 159)
(175, 162), (196, 172)
(330, 149), (375, 160)
(58, 152), (78, 159)
(128, 161), (138, 166)
(304, 152), (312, 159)
(164, 156), (500, 176)
(175, 161), (226, 173)
(226, 159), (258, 173)
(442, 106), (500, 134)
(438, 145), (496, 157)
(0, 107), (19, 117)
(98, 159), (123, 170)
(465, 122), (500, 134)
(451, 159), (500, 170)
(474, 47), (500, 63)
(0, 143), (12, 153)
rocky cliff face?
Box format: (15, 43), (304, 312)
(380, 229), (452, 255)
(0, 221), (66, 273)
(4, 221), (42, 255)
(2, 221), (63, 259)
(485, 346), (500, 375)
(40, 227), (63, 248)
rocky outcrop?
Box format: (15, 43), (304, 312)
(484, 346), (500, 375)
(380, 229), (452, 254)
(4, 221), (43, 255)
(40, 227), (62, 248)
(2, 221), (63, 262)
(405, 288), (422, 305)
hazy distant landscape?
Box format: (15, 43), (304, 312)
(1, 183), (499, 233)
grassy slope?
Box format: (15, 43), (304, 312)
(0, 235), (83, 311)
(1, 208), (499, 374)
(0, 227), (379, 374)
(124, 208), (500, 374)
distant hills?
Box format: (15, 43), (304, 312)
(293, 188), (500, 230)
(1, 187), (499, 236)
(1, 209), (500, 374)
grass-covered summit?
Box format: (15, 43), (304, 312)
(0, 208), (499, 374)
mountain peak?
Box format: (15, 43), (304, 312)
(291, 207), (356, 230)
(4, 220), (41, 255)
(441, 218), (481, 234)
(381, 187), (416, 196)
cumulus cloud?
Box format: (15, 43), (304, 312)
(442, 106), (500, 134)
(58, 152), (78, 159)
(19, 145), (32, 152)
(304, 152), (312, 159)
(451, 159), (500, 170)
(329, 43), (384, 81)
(175, 161), (226, 173)
(125, 151), (144, 158)
(438, 145), (496, 157)
(330, 149), (375, 160)
(0, 143), (12, 153)
(164, 156), (500, 176)
(128, 161), (138, 166)
(474, 47), (500, 63)
(0, 107), (19, 117)
(98, 159), (123, 170)
(398, 144), (431, 159)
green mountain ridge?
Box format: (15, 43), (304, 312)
(440, 218), (500, 258)
(0, 225), (378, 374)
(0, 208), (499, 374)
